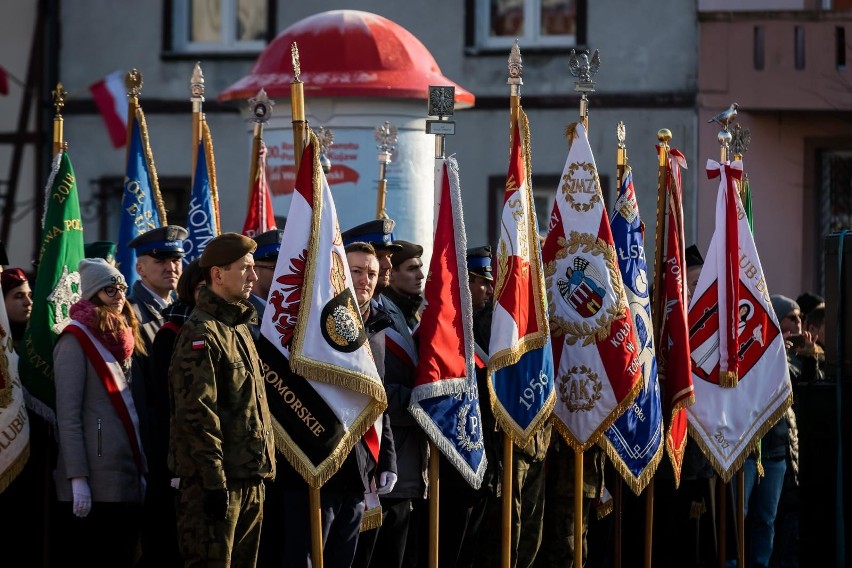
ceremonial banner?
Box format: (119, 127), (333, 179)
(657, 148), (694, 483)
(409, 157), (486, 489)
(19, 151), (85, 421)
(258, 132), (386, 487)
(116, 108), (166, 286)
(488, 112), (555, 447)
(89, 70), (128, 148)
(601, 168), (663, 494)
(0, 268), (29, 492)
(686, 160), (792, 481)
(183, 125), (219, 263)
(242, 141), (276, 238)
(541, 123), (642, 450)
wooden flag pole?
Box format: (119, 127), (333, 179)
(290, 43), (308, 174)
(51, 83), (66, 155)
(190, 62), (204, 187)
(574, 450), (584, 568)
(428, 442), (440, 568)
(309, 486), (324, 568)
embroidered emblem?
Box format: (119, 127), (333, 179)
(561, 161), (601, 213)
(545, 232), (627, 347)
(455, 403), (485, 452)
(320, 289), (367, 353)
(269, 249), (306, 349)
(329, 250), (346, 296)
(47, 265), (81, 334)
(558, 365), (603, 412)
(192, 339), (206, 350)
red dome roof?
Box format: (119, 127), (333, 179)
(219, 10), (474, 107)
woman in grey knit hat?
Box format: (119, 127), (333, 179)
(51, 257), (148, 567)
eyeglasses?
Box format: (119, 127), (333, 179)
(102, 285), (128, 298)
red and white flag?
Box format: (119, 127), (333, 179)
(90, 70), (128, 148)
(686, 160), (792, 481)
(657, 148), (695, 484)
(0, 270), (28, 492)
(258, 132), (386, 486)
(541, 123), (643, 450)
(242, 141), (276, 238)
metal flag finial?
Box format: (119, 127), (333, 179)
(568, 49), (601, 93)
(291, 42), (301, 82)
(426, 86), (456, 159)
(508, 40), (523, 87)
(317, 126), (334, 174)
(617, 121), (626, 150)
(730, 123), (751, 157)
(249, 89), (274, 125)
(191, 62), (205, 100)
(52, 83), (67, 116)
(375, 121), (398, 155)
(125, 69), (143, 97)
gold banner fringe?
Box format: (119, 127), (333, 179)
(135, 108), (168, 225)
(359, 506), (383, 532)
(665, 391), (697, 488)
(598, 427), (665, 496)
(0, 442), (29, 494)
(719, 370), (739, 388)
(202, 121), (221, 235)
(686, 391), (792, 483)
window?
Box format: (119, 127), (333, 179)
(169, 0), (269, 54)
(474, 0), (583, 51)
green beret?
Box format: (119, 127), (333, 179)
(199, 232), (258, 268)
(84, 241), (117, 263)
(390, 240), (423, 268)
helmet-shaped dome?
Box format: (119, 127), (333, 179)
(219, 10), (474, 107)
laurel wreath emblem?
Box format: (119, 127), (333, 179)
(561, 162), (601, 213)
(544, 232), (627, 346)
(456, 404), (485, 451)
(558, 365), (603, 412)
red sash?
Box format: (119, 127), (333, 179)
(64, 323), (145, 473)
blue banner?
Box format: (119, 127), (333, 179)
(116, 116), (161, 286)
(602, 169), (664, 494)
(183, 139), (217, 263)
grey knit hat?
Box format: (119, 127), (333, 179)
(78, 258), (126, 300)
(770, 294), (799, 322)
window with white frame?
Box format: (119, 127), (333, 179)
(476, 0), (579, 50)
(171, 0), (268, 54)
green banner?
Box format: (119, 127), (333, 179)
(20, 151), (85, 419)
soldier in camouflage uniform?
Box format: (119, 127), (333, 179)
(169, 233), (276, 567)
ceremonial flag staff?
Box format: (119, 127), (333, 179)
(729, 121), (751, 568)
(290, 42), (308, 173)
(52, 82), (66, 155)
(191, 62), (203, 184)
(567, 48), (600, 568)
(189, 62), (220, 234)
(374, 121), (397, 219)
(242, 89), (276, 237)
(423, 84), (456, 568)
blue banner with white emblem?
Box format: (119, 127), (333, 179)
(116, 112), (163, 286)
(183, 138), (218, 264)
(601, 168), (664, 494)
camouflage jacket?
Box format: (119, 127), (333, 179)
(168, 287), (276, 489)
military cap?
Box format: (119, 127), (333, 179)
(467, 245), (493, 281)
(128, 225), (188, 259)
(390, 240), (423, 268)
(199, 232), (257, 268)
(84, 241), (117, 264)
(252, 229), (285, 261)
(1, 268), (28, 296)
(685, 244), (704, 268)
(342, 219), (403, 252)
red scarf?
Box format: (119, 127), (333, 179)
(69, 300), (134, 364)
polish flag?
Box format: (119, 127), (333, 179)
(90, 70), (128, 148)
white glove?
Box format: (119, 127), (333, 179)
(376, 471), (398, 495)
(71, 477), (92, 518)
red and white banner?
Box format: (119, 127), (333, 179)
(686, 160), (792, 481)
(90, 70), (128, 148)
(658, 148), (695, 484)
(242, 142), (276, 238)
(258, 132), (386, 486)
(541, 123), (642, 450)
(0, 275), (28, 492)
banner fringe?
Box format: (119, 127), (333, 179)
(598, 422), (665, 496)
(0, 441), (29, 494)
(135, 108), (168, 224)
